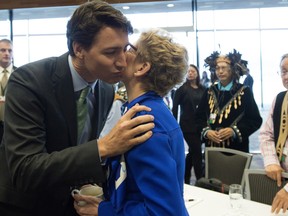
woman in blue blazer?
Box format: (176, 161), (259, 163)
(74, 29), (189, 216)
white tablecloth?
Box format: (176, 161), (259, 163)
(184, 184), (288, 216)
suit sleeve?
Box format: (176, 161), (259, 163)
(4, 66), (105, 192)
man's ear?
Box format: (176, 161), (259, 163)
(73, 42), (84, 59)
(135, 62), (151, 76)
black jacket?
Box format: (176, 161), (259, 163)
(195, 83), (262, 152)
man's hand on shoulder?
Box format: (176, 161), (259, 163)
(98, 104), (154, 158)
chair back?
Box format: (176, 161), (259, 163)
(244, 169), (288, 205)
(205, 147), (253, 188)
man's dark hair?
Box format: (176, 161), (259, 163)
(66, 0), (133, 56)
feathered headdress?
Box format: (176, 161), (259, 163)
(204, 49), (248, 81)
(204, 51), (220, 73)
(227, 49), (248, 77)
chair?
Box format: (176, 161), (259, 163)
(205, 147), (253, 188)
(244, 169), (288, 205)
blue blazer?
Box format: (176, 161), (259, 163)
(99, 91), (189, 216)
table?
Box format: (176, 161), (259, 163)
(184, 184), (287, 216)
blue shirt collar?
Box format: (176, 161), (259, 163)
(217, 81), (233, 91)
(68, 55), (97, 93)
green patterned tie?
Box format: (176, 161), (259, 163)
(77, 86), (90, 142)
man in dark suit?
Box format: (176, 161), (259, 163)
(0, 1), (154, 216)
(0, 38), (17, 141)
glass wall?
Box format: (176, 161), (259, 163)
(12, 17), (69, 66)
(1, 4), (288, 109)
(0, 10), (11, 39)
(11, 7), (74, 66)
(196, 8), (288, 108)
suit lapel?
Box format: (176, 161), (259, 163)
(50, 53), (114, 143)
(52, 53), (77, 146)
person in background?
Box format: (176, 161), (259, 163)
(163, 90), (173, 110)
(200, 70), (211, 88)
(73, 28), (189, 216)
(259, 53), (288, 214)
(0, 39), (17, 141)
(99, 82), (127, 138)
(243, 68), (254, 93)
(0, 1), (155, 216)
(195, 49), (262, 153)
(172, 64), (205, 183)
(170, 87), (177, 100)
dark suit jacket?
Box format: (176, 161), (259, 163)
(0, 53), (114, 216)
(0, 65), (18, 141)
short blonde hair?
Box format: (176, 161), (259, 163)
(136, 28), (188, 97)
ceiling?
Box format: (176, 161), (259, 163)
(113, 0), (288, 14)
(1, 0), (288, 20)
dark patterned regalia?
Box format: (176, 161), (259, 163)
(196, 82), (262, 152)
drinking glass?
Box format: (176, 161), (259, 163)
(229, 184), (243, 211)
